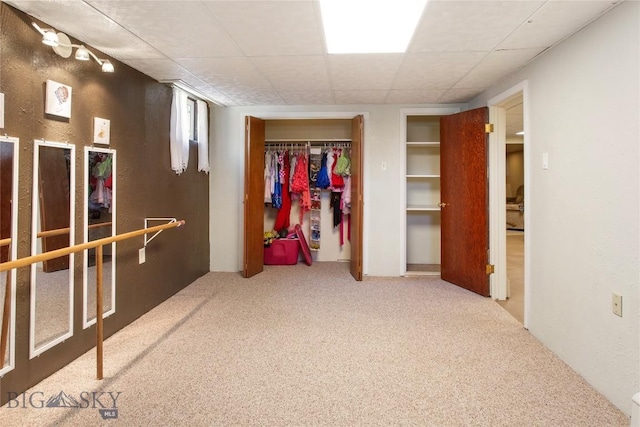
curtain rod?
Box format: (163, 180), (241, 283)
(159, 80), (216, 104)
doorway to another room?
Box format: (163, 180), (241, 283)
(494, 92), (526, 324)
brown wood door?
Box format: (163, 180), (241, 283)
(350, 115), (364, 281)
(440, 108), (490, 296)
(243, 116), (266, 278)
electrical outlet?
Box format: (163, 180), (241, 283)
(612, 293), (622, 317)
(139, 248), (146, 264)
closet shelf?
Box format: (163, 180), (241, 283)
(406, 141), (440, 147)
(406, 204), (441, 211)
(406, 174), (440, 179)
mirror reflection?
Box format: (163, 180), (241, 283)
(83, 147), (116, 327)
(30, 140), (75, 357)
(0, 136), (18, 374)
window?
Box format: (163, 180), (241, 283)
(186, 97), (197, 141)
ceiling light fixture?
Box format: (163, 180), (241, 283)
(32, 22), (115, 73)
(74, 45), (90, 61)
(516, 131), (525, 136)
(319, 0), (427, 54)
(41, 29), (59, 47)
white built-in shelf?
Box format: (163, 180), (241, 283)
(406, 204), (441, 211)
(406, 141), (440, 146)
(406, 174), (440, 179)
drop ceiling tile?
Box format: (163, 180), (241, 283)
(328, 54), (403, 91)
(453, 47), (544, 89)
(204, 1), (324, 56)
(410, 0), (544, 53)
(499, 1), (620, 50)
(393, 52), (487, 90)
(279, 91), (336, 105)
(177, 57), (273, 92)
(122, 58), (194, 81)
(88, 1), (243, 58)
(334, 90), (389, 105)
(252, 56), (330, 92)
(220, 90), (286, 106)
(438, 88), (487, 103)
(385, 90), (447, 105)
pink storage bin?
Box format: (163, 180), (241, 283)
(264, 238), (300, 265)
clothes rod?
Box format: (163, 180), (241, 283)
(265, 139), (351, 144)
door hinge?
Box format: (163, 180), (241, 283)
(485, 123), (494, 133)
(486, 264), (495, 275)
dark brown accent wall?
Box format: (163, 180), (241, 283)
(0, 4), (209, 403)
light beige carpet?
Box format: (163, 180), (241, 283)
(0, 263), (628, 426)
(498, 231), (525, 323)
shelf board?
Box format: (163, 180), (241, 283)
(406, 204), (441, 211)
(406, 141), (440, 146)
(406, 174), (440, 179)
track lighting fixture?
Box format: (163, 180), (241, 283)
(32, 22), (115, 73)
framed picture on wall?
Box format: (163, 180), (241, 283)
(93, 117), (111, 145)
(45, 80), (72, 119)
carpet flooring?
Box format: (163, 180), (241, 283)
(498, 231), (525, 324)
(0, 262), (628, 426)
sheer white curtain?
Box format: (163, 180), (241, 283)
(170, 88), (189, 174)
(196, 100), (210, 173)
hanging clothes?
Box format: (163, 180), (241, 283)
(316, 151), (330, 189)
(271, 151), (282, 208)
(264, 151), (273, 204)
(325, 148), (335, 188)
(330, 191), (342, 227)
(331, 149), (345, 188)
(291, 151), (311, 224)
(334, 148), (351, 176)
(274, 151), (292, 231)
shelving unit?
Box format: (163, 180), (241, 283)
(402, 108), (459, 276)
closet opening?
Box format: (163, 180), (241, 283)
(243, 116), (364, 281)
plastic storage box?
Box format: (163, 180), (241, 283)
(264, 238), (300, 265)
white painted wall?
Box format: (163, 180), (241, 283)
(470, 1), (639, 415)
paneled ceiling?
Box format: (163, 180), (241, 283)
(5, 0), (621, 107)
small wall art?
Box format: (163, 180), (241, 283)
(93, 117), (111, 145)
(45, 80), (72, 119)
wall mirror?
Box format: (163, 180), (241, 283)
(83, 147), (116, 328)
(30, 140), (75, 358)
(0, 136), (19, 375)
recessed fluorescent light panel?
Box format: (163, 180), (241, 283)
(320, 0), (427, 54)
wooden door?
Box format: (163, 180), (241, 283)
(350, 115), (364, 281)
(440, 108), (490, 296)
(243, 116), (266, 278)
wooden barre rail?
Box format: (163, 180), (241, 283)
(0, 219), (185, 379)
(0, 220), (183, 272)
(0, 222), (113, 247)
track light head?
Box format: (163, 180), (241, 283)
(42, 30), (59, 47)
(101, 60), (114, 73)
(75, 45), (90, 61)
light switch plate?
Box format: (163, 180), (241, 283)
(139, 247), (146, 264)
(612, 293), (622, 317)
(542, 152), (549, 170)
